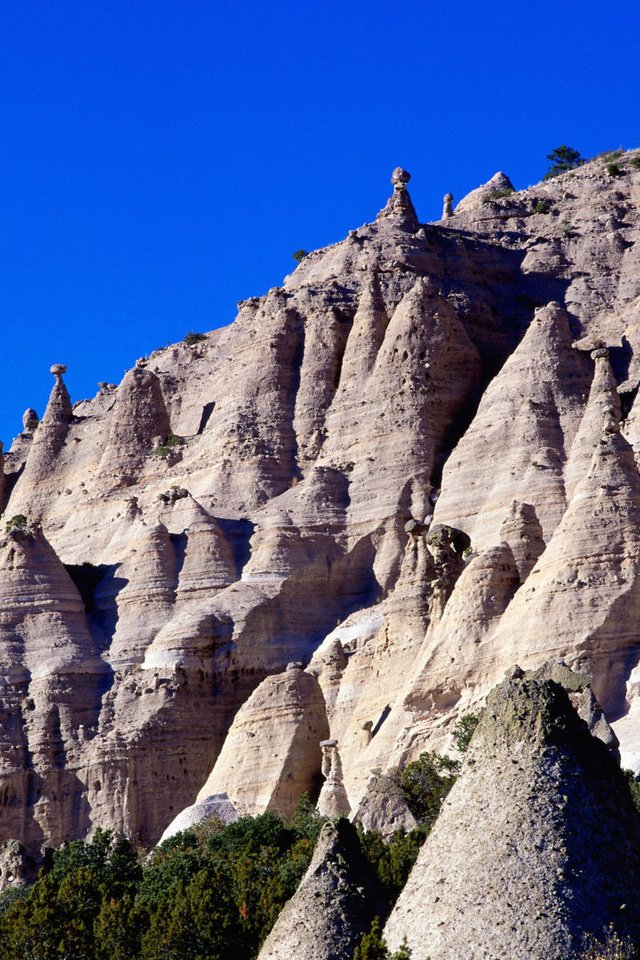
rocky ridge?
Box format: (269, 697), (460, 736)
(2, 152), (640, 860)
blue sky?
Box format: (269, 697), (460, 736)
(1, 0), (639, 446)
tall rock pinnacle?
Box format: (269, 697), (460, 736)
(377, 166), (419, 228)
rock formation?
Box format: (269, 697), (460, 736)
(196, 663), (329, 818)
(3, 150), (640, 864)
(257, 819), (386, 960)
(441, 192), (454, 219)
(385, 673), (640, 960)
(377, 166), (419, 228)
(351, 768), (417, 837)
(157, 792), (239, 845)
(316, 739), (351, 819)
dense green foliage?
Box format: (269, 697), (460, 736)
(352, 917), (413, 959)
(0, 805), (324, 960)
(0, 759), (459, 960)
(544, 144), (584, 179)
(451, 713), (479, 754)
(183, 332), (207, 345)
(291, 249), (308, 262)
(400, 752), (459, 828)
(358, 826), (426, 905)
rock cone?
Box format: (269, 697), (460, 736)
(257, 819), (386, 960)
(385, 674), (640, 960)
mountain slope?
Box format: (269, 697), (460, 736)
(2, 153), (640, 856)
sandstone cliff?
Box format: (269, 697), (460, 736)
(3, 152), (640, 858)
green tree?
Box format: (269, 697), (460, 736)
(358, 827), (426, 905)
(400, 752), (459, 828)
(353, 917), (391, 960)
(451, 713), (479, 753)
(353, 917), (414, 959)
(544, 145), (584, 179)
(292, 249), (308, 263)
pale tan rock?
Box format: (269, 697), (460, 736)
(10, 369), (73, 513)
(487, 421), (640, 715)
(351, 768), (418, 837)
(157, 793), (239, 845)
(196, 664), (329, 818)
(21, 408), (39, 433)
(4, 154), (640, 864)
(377, 166), (419, 229)
(564, 347), (621, 500)
(454, 171), (514, 213)
(441, 192), (454, 219)
(316, 740), (351, 818)
(98, 366), (171, 483)
(499, 499), (545, 581)
(434, 302), (592, 550)
(385, 675), (640, 960)
(257, 820), (386, 960)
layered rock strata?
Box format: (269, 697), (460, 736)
(3, 151), (640, 856)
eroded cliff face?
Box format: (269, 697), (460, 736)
(3, 153), (640, 856)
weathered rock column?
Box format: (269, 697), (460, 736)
(377, 167), (419, 229)
(442, 192), (454, 218)
(21, 408), (39, 434)
(316, 739), (351, 818)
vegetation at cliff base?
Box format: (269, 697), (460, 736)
(0, 803), (323, 960)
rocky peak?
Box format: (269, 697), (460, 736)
(377, 166), (419, 229)
(454, 170), (515, 214)
(386, 670), (640, 959)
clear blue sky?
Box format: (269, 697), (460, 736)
(1, 0), (639, 446)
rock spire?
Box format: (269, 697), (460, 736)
(377, 167), (419, 228)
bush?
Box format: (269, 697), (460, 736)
(482, 188), (514, 203)
(598, 149), (624, 163)
(623, 770), (640, 814)
(606, 162), (624, 177)
(544, 145), (584, 179)
(183, 332), (206, 346)
(4, 514), (27, 532)
(451, 714), (479, 753)
(353, 917), (414, 959)
(400, 752), (459, 828)
(292, 249), (308, 263)
(630, 157), (640, 170)
(580, 924), (637, 959)
(154, 433), (185, 459)
(533, 200), (550, 214)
